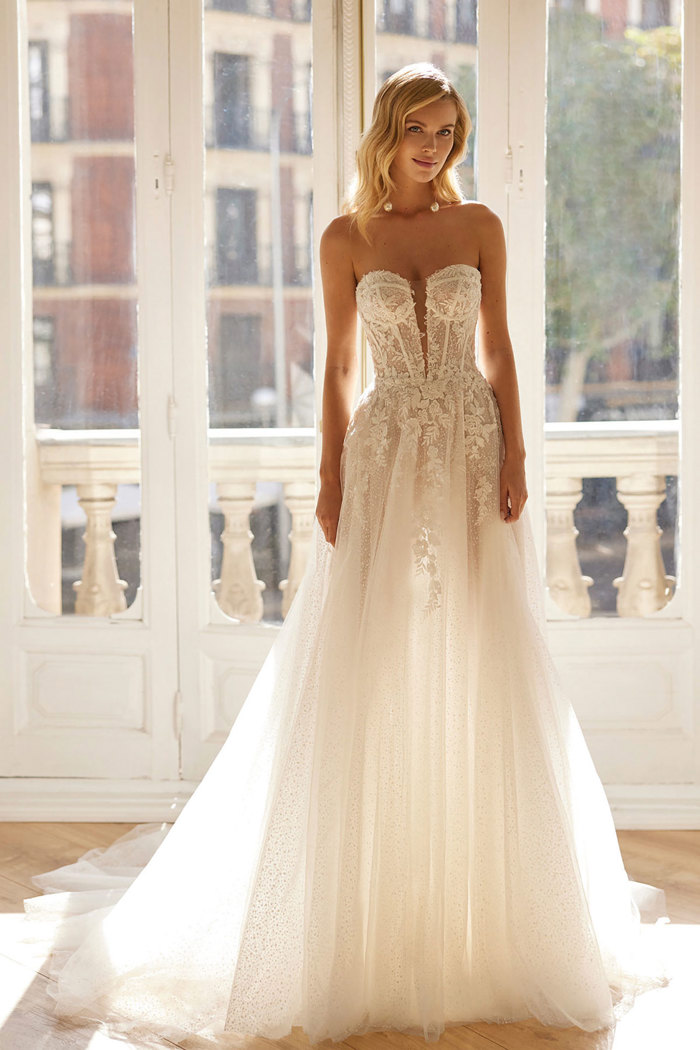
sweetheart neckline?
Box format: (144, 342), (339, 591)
(355, 262), (481, 380)
(355, 262), (481, 296)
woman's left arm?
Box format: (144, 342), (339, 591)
(475, 206), (528, 523)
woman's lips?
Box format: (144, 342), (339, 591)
(413, 158), (436, 168)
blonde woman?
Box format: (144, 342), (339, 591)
(25, 64), (667, 1047)
(316, 64), (526, 547)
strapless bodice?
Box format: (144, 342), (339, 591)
(355, 263), (482, 385)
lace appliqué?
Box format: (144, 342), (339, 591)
(347, 265), (503, 614)
(414, 522), (442, 614)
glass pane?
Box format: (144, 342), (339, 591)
(204, 0), (315, 625)
(545, 1), (681, 617)
(375, 0), (478, 200)
(26, 1), (141, 616)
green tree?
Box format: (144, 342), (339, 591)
(546, 11), (681, 422)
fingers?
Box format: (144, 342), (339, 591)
(315, 510), (338, 546)
(315, 480), (343, 547)
(499, 479), (510, 522)
(499, 482), (528, 523)
(507, 492), (528, 521)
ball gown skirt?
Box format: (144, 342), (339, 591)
(20, 263), (669, 1045)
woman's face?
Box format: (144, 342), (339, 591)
(389, 96), (458, 186)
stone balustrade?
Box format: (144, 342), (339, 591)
(544, 420), (679, 617)
(34, 420), (679, 620)
(208, 430), (316, 621)
(37, 434), (140, 617)
(36, 427), (315, 621)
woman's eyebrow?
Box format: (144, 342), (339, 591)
(405, 118), (456, 128)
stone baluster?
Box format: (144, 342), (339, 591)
(279, 481), (317, 618)
(613, 473), (675, 617)
(212, 482), (264, 622)
(73, 483), (128, 616)
(545, 476), (593, 617)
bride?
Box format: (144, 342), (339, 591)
(23, 62), (668, 1046)
(316, 66), (526, 547)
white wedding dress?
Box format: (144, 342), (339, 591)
(22, 262), (669, 1045)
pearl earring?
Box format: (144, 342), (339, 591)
(383, 202), (392, 211)
(430, 201), (439, 212)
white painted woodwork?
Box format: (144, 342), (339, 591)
(0, 0), (180, 784)
(0, 0), (698, 826)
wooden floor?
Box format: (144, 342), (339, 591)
(0, 824), (697, 1050)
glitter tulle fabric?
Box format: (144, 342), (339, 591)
(22, 263), (670, 1044)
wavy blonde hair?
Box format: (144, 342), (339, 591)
(343, 63), (471, 244)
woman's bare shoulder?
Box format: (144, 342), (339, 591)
(320, 215), (355, 268)
(321, 213), (355, 246)
(452, 202), (505, 265)
(452, 200), (503, 229)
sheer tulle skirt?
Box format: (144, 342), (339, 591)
(21, 381), (669, 1044)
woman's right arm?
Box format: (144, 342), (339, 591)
(315, 217), (359, 546)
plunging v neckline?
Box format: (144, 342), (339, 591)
(355, 264), (481, 379)
(407, 277), (430, 376)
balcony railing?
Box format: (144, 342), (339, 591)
(377, 0), (477, 44)
(31, 240), (311, 290)
(207, 0), (311, 22)
(205, 105), (312, 155)
(32, 420), (679, 620)
(31, 96), (70, 143)
(544, 420), (678, 617)
(35, 428), (315, 620)
(31, 94), (314, 151)
(209, 242), (312, 288)
(30, 97), (137, 145)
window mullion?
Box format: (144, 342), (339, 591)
(507, 0), (547, 564)
(312, 0), (367, 430)
(678, 0), (699, 625)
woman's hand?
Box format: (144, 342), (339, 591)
(316, 478), (343, 546)
(500, 455), (528, 523)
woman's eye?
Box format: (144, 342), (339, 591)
(405, 126), (453, 136)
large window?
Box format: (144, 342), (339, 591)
(4, 0), (698, 796)
(545, 0), (681, 618)
(204, 0), (314, 623)
(20, 0), (685, 627)
(26, 0), (140, 615)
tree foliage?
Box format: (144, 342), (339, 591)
(546, 10), (681, 421)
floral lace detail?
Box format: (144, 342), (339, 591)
(20, 258), (668, 1043)
(341, 265), (503, 613)
(414, 522), (442, 614)
(356, 264), (482, 383)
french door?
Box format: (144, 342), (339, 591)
(0, 0), (325, 813)
(0, 0), (697, 827)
